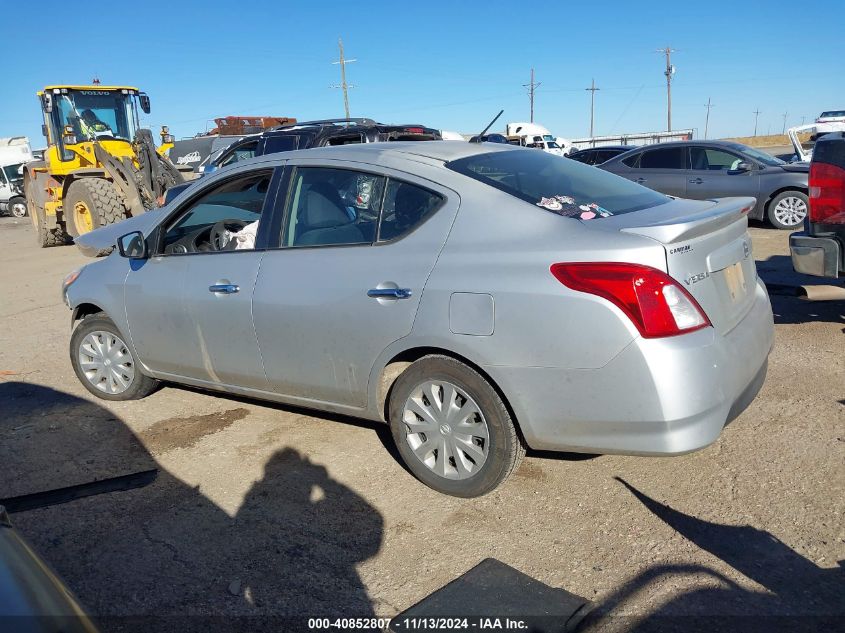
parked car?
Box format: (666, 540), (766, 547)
(790, 132), (845, 279)
(567, 145), (638, 166)
(163, 118), (441, 204)
(66, 142), (773, 497)
(601, 141), (810, 229)
(816, 110), (845, 124)
(468, 133), (510, 144)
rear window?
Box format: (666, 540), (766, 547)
(447, 149), (669, 218)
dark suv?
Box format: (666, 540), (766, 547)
(790, 132), (845, 279)
(165, 119), (440, 203)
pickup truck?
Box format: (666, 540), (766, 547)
(790, 132), (845, 278)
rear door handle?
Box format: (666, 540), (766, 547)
(688, 178), (704, 184)
(209, 284), (240, 294)
(635, 177), (647, 184)
(367, 288), (412, 299)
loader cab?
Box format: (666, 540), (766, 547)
(39, 86), (148, 162)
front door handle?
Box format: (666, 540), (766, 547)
(209, 283), (240, 294)
(635, 177), (647, 184)
(367, 288), (412, 299)
(688, 178), (704, 184)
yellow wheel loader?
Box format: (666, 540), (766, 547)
(24, 85), (184, 247)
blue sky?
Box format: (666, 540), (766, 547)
(1, 0), (842, 146)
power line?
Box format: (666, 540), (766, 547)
(753, 109), (761, 137)
(704, 98), (714, 140)
(585, 78), (600, 138)
(657, 47), (676, 132)
(331, 37), (356, 119)
(523, 68), (541, 123)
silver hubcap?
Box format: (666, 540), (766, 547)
(78, 331), (135, 394)
(402, 380), (489, 480)
(11, 202), (26, 218)
(773, 196), (807, 227)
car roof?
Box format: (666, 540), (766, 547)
(242, 140), (515, 167)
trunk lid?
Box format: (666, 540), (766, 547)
(594, 196), (759, 334)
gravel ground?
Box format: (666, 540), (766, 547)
(0, 215), (842, 632)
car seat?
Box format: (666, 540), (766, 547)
(296, 182), (365, 246)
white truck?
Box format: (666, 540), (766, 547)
(505, 122), (573, 156)
(0, 137), (33, 217)
(786, 121), (845, 163)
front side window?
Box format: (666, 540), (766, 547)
(690, 147), (743, 171)
(283, 168), (385, 247)
(447, 149), (668, 217)
(219, 141), (258, 168)
(162, 171), (271, 254)
(639, 147), (687, 169)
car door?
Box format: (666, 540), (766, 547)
(252, 163), (458, 408)
(686, 146), (761, 201)
(124, 167), (280, 389)
(626, 145), (689, 197)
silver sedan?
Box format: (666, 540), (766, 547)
(65, 142), (774, 497)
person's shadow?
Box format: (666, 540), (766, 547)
(0, 382), (383, 632)
(579, 478), (845, 632)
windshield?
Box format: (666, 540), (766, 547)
(819, 111), (845, 118)
(56, 90), (138, 142)
(733, 144), (785, 166)
(447, 149), (669, 217)
(2, 163), (23, 183)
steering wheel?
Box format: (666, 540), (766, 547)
(209, 220), (249, 251)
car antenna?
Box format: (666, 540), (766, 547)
(472, 110), (504, 143)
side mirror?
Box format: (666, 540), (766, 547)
(730, 161), (753, 173)
(117, 231), (148, 259)
(41, 124), (49, 138)
(139, 93), (151, 114)
(41, 92), (53, 114)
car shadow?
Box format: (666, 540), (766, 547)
(0, 381), (383, 632)
(579, 477), (844, 632)
(755, 254), (845, 326)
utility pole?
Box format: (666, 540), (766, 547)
(585, 78), (600, 138)
(657, 47), (676, 132)
(703, 98), (714, 140)
(524, 68), (541, 123)
(331, 38), (356, 119)
(782, 112), (788, 134)
(753, 109), (761, 137)
(801, 115), (806, 125)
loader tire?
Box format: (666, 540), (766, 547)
(66, 178), (128, 237)
(34, 206), (70, 248)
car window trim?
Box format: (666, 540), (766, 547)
(151, 166), (281, 257)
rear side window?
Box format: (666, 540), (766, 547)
(378, 180), (442, 242)
(447, 149), (668, 217)
(639, 147), (687, 169)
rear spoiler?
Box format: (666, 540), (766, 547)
(618, 197), (756, 244)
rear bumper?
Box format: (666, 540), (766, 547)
(485, 280), (774, 455)
(790, 232), (842, 278)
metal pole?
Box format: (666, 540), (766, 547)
(523, 68), (540, 123)
(782, 112), (788, 135)
(331, 38), (356, 119)
(753, 109), (761, 137)
(704, 97), (713, 140)
(659, 47), (675, 132)
(586, 79), (600, 138)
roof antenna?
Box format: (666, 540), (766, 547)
(472, 109), (504, 143)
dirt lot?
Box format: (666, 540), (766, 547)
(0, 215), (842, 631)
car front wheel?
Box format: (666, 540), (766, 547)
(388, 355), (525, 497)
(70, 313), (158, 401)
(767, 191), (808, 230)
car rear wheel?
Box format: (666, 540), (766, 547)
(767, 191), (808, 230)
(388, 355), (525, 497)
(70, 313), (158, 401)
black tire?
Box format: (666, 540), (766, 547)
(65, 178), (127, 237)
(8, 196), (27, 218)
(766, 190), (808, 230)
(70, 313), (159, 401)
(388, 355), (525, 497)
(34, 207), (70, 247)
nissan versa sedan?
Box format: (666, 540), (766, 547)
(601, 141), (809, 229)
(64, 142), (774, 497)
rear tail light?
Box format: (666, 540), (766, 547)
(550, 262), (711, 338)
(809, 162), (845, 224)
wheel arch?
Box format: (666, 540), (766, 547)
(71, 302), (106, 324)
(763, 185), (808, 213)
(374, 345), (524, 442)
(60, 170), (108, 200)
